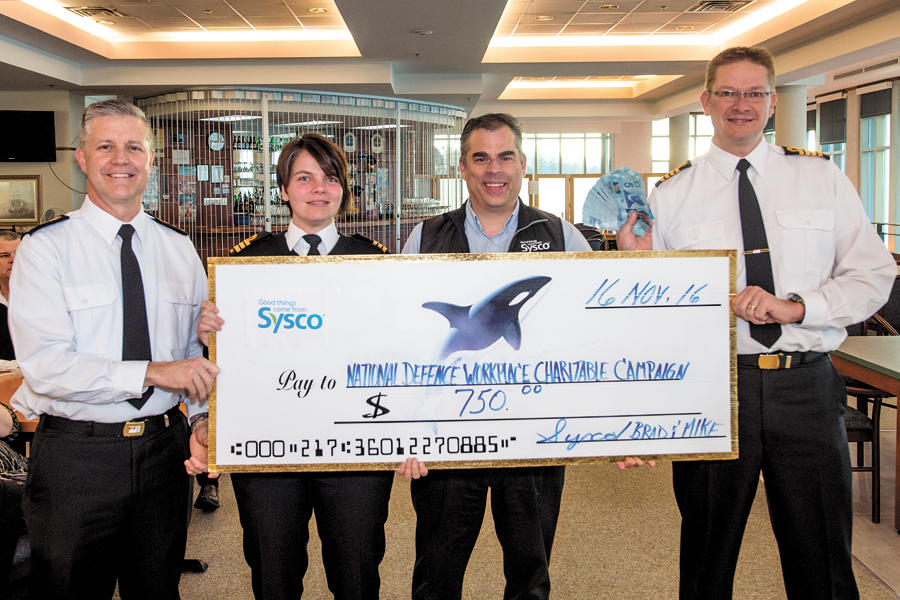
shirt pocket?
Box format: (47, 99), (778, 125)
(776, 210), (835, 275)
(159, 282), (197, 356)
(668, 220), (726, 250)
(63, 283), (117, 356)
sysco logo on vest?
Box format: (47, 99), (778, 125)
(519, 240), (551, 252)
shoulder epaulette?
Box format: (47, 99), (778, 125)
(149, 214), (188, 235)
(230, 231), (272, 255)
(655, 161), (692, 187)
(782, 146), (829, 159)
(352, 233), (390, 254)
(25, 215), (69, 236)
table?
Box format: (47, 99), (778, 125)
(831, 336), (900, 531)
(0, 372), (34, 433)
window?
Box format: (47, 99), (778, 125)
(651, 119), (669, 173)
(807, 108), (817, 151)
(860, 113), (890, 223)
(522, 133), (613, 175)
(689, 114), (713, 156)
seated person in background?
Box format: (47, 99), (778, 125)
(0, 231), (20, 360)
(199, 133), (394, 600)
(0, 401), (28, 587)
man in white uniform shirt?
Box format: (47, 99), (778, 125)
(620, 46), (895, 599)
(9, 100), (219, 599)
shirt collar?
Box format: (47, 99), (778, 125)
(707, 138), (769, 181)
(80, 195), (148, 245)
(465, 199), (520, 238)
(285, 220), (339, 255)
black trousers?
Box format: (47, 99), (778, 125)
(673, 356), (859, 600)
(23, 408), (191, 600)
(410, 466), (565, 600)
(0, 477), (24, 586)
(231, 470), (394, 600)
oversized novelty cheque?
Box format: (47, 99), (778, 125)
(209, 250), (736, 472)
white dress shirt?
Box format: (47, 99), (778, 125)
(9, 196), (208, 422)
(651, 140), (895, 354)
(285, 220), (340, 256)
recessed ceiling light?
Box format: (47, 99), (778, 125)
(96, 20), (114, 25)
(675, 25), (694, 30)
(535, 15), (554, 21)
(307, 7), (328, 14)
(598, 4), (619, 9)
(412, 29), (432, 35)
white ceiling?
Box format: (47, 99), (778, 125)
(0, 0), (898, 124)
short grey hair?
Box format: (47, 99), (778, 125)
(0, 231), (20, 243)
(80, 100), (152, 149)
(460, 113), (525, 164)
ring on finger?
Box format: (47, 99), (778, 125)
(748, 305), (756, 311)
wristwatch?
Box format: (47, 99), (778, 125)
(190, 413), (209, 431)
(788, 294), (805, 324)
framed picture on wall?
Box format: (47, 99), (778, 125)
(0, 175), (41, 224)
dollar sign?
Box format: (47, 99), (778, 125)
(363, 393), (390, 419)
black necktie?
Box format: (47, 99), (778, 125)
(119, 224), (154, 409)
(736, 159), (782, 349)
(304, 234), (322, 256)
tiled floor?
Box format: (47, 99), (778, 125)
(851, 426), (900, 593)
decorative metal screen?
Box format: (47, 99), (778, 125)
(136, 90), (467, 262)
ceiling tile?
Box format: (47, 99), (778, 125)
(190, 17), (252, 27)
(169, 0), (232, 6)
(654, 23), (705, 33)
(632, 0), (696, 11)
(245, 17), (302, 27)
(670, 13), (734, 23)
(113, 0), (177, 5)
(117, 5), (184, 18)
(580, 2), (642, 13)
(296, 16), (346, 27)
(137, 17), (204, 28)
(570, 13), (621, 24)
(621, 13), (677, 23)
(519, 14), (573, 25)
(607, 22), (658, 33)
(530, 1), (586, 13)
(560, 24), (614, 34)
(228, 4), (295, 17)
(514, 24), (566, 34)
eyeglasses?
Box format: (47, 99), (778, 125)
(710, 90), (772, 103)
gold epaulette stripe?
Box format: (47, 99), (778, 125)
(655, 160), (692, 187)
(229, 234), (259, 255)
(783, 146), (828, 159)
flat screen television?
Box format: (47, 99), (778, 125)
(0, 111), (57, 162)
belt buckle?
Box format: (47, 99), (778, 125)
(123, 421), (145, 437)
(758, 353), (791, 370)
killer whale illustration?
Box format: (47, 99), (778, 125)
(423, 276), (552, 360)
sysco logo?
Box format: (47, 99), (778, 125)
(257, 307), (324, 332)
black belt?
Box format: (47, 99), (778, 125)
(737, 351), (828, 370)
(40, 405), (182, 437)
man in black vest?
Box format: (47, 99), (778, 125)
(400, 113), (590, 600)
